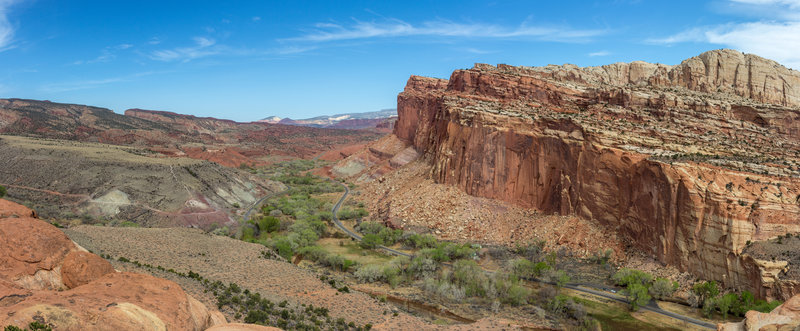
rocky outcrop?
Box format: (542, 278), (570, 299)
(0, 217), (76, 290)
(530, 49), (800, 108)
(60, 251), (115, 289)
(0, 199), (36, 218)
(0, 272), (221, 331)
(0, 199), (226, 330)
(719, 294), (800, 330)
(392, 49), (800, 299)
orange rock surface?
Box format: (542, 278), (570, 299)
(60, 251), (115, 289)
(0, 217), (76, 290)
(0, 199), (35, 218)
(386, 49), (800, 299)
(0, 199), (226, 330)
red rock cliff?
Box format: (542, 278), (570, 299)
(394, 49), (800, 299)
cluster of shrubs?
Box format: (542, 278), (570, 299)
(268, 161), (344, 196)
(355, 222), (477, 261)
(298, 246), (357, 272)
(3, 322), (51, 331)
(318, 275), (351, 293)
(111, 254), (369, 330)
(540, 289), (587, 322)
(243, 197), (330, 261)
(612, 268), (678, 311)
(0, 185), (6, 198)
(507, 253), (590, 324)
(689, 280), (782, 318)
(336, 207), (368, 221)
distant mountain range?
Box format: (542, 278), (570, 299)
(259, 109), (397, 131)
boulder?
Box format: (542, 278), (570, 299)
(0, 217), (76, 290)
(60, 251), (115, 289)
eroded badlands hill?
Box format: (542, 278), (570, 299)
(0, 135), (281, 228)
(350, 49), (800, 300)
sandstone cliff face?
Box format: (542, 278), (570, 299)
(394, 49), (800, 299)
(0, 199), (225, 330)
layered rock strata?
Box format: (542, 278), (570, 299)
(393, 49), (800, 299)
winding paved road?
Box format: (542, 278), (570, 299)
(243, 186), (289, 222)
(327, 181), (716, 330)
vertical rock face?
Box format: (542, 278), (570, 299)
(394, 49), (800, 299)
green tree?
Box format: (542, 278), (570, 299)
(649, 278), (679, 300)
(511, 258), (533, 277)
(272, 237), (293, 260)
(360, 234), (384, 250)
(692, 281), (720, 305)
(0, 185), (6, 198)
(554, 270), (571, 289)
(718, 293), (737, 319)
(257, 216), (280, 233)
(626, 283), (651, 311)
(613, 268), (653, 287)
(733, 291), (755, 316)
(702, 298), (717, 318)
(532, 261), (551, 277)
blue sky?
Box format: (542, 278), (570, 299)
(0, 0), (796, 121)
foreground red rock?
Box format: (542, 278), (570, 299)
(0, 199), (35, 218)
(376, 49), (800, 299)
(60, 251), (115, 289)
(0, 272), (221, 331)
(0, 198), (226, 330)
(719, 294), (800, 330)
(0, 217), (76, 290)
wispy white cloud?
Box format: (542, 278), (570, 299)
(40, 71), (165, 93)
(150, 37), (220, 62)
(648, 0), (800, 68)
(252, 16), (261, 22)
(73, 43), (135, 65)
(0, 0), (19, 51)
(588, 50), (611, 57)
(463, 47), (495, 54)
(730, 0), (800, 8)
(271, 45), (317, 55)
(288, 18), (605, 43)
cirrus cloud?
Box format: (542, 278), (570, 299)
(0, 0), (19, 51)
(287, 18), (606, 43)
(648, 0), (800, 68)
